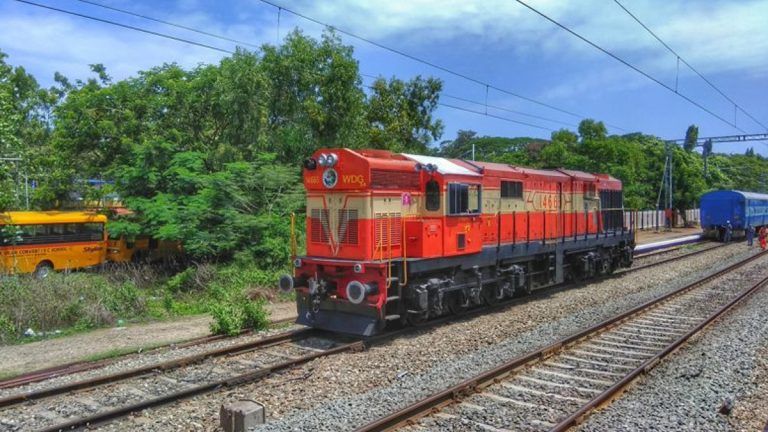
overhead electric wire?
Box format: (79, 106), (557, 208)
(13, 0), (233, 54)
(75, 0), (261, 49)
(437, 103), (556, 132)
(361, 72), (575, 128)
(612, 0), (768, 132)
(442, 94), (577, 128)
(255, 0), (626, 132)
(77, 0), (613, 131)
(513, 0), (748, 134)
(14, 0), (554, 133)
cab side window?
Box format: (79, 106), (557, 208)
(426, 180), (441, 211)
(448, 183), (481, 215)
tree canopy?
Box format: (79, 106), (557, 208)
(1, 30), (766, 264)
(439, 122), (767, 211)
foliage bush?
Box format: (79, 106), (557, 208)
(0, 272), (148, 343)
(0, 259), (279, 343)
(209, 296), (269, 336)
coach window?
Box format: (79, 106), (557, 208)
(448, 183), (481, 215)
(426, 180), (441, 211)
(501, 180), (523, 199)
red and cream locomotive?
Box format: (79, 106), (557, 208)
(280, 149), (634, 336)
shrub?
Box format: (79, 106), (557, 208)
(0, 272), (148, 343)
(209, 294), (269, 336)
(165, 263), (215, 293)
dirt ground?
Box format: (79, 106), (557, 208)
(0, 302), (297, 377)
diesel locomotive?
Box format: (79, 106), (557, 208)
(280, 149), (635, 336)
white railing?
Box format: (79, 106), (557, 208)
(624, 208), (700, 230)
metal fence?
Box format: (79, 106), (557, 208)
(624, 208), (700, 230)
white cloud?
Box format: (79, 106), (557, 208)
(282, 0), (768, 78)
(0, 1), (275, 86)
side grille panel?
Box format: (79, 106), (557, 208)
(374, 212), (402, 247)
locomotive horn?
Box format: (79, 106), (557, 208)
(278, 274), (294, 293)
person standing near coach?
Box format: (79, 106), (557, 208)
(746, 224), (755, 247)
(724, 220), (733, 243)
(759, 226), (767, 250)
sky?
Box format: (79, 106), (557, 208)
(1, 0), (767, 155)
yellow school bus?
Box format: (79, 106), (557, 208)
(107, 236), (183, 264)
(0, 211), (107, 277)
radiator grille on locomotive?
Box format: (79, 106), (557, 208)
(337, 209), (358, 245)
(374, 212), (402, 248)
(310, 209), (359, 245)
(310, 209), (330, 243)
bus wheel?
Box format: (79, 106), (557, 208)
(34, 262), (53, 279)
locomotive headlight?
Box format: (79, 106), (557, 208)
(326, 153), (339, 167)
(317, 153), (329, 166)
(346, 280), (378, 305)
(353, 263), (364, 273)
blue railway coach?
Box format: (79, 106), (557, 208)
(700, 190), (768, 240)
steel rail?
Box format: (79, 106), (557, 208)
(0, 327), (312, 408)
(0, 316), (297, 391)
(36, 340), (365, 432)
(355, 251), (767, 431)
(550, 272), (768, 430)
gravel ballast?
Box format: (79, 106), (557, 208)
(578, 266), (768, 432)
(96, 244), (759, 432)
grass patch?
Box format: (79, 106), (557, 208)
(0, 261), (286, 344)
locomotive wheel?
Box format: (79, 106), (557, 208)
(406, 311), (428, 326)
(481, 285), (501, 305)
(446, 293), (468, 315)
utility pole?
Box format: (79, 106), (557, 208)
(668, 145), (673, 229)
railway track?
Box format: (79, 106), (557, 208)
(0, 316), (297, 391)
(0, 328), (361, 432)
(0, 243), (733, 431)
(356, 250), (767, 432)
(0, 243), (719, 394)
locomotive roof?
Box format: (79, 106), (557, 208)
(402, 153), (481, 177)
(701, 190), (768, 201)
(556, 169), (597, 181)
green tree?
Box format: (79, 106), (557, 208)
(0, 50), (55, 211)
(683, 124), (699, 152)
(367, 75), (444, 153)
(577, 119), (607, 143)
